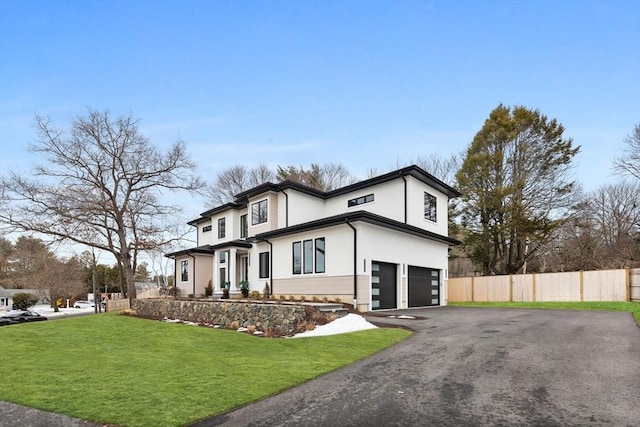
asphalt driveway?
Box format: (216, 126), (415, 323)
(197, 307), (640, 427)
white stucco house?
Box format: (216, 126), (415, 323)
(166, 165), (461, 311)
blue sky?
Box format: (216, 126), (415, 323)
(1, 0), (639, 206)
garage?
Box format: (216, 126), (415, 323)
(408, 266), (440, 307)
(371, 261), (397, 310)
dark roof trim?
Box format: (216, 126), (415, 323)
(188, 202), (245, 226)
(165, 240), (254, 258)
(165, 245), (215, 258)
(188, 165), (461, 225)
(256, 211), (460, 246)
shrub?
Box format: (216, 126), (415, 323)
(322, 296), (329, 303)
(230, 320), (240, 329)
(279, 295), (286, 301)
(311, 296), (319, 302)
(262, 283), (270, 300)
(205, 280), (213, 297)
(269, 294), (276, 301)
(300, 295), (306, 302)
(222, 288), (230, 299)
(288, 295), (296, 302)
(335, 297), (342, 303)
(247, 325), (256, 334)
(12, 292), (39, 310)
(249, 290), (260, 299)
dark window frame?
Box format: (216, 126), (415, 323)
(348, 193), (374, 207)
(181, 260), (188, 282)
(315, 237), (325, 273)
(303, 239), (313, 274)
(424, 192), (437, 222)
(202, 225), (212, 233)
(259, 251), (270, 278)
(292, 241), (302, 275)
(240, 214), (248, 238)
(218, 217), (226, 239)
(251, 199), (268, 225)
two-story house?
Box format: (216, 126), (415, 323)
(166, 165), (460, 311)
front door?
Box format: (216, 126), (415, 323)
(371, 261), (397, 310)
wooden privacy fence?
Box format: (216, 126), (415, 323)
(448, 268), (639, 302)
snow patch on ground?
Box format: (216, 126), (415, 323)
(15, 304), (98, 318)
(292, 313), (377, 338)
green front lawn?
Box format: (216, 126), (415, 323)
(449, 301), (640, 324)
(0, 314), (410, 426)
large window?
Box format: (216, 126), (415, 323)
(303, 240), (313, 274)
(424, 192), (437, 222)
(218, 217), (226, 239)
(240, 214), (248, 238)
(259, 251), (270, 278)
(292, 242), (302, 274)
(181, 260), (188, 282)
(292, 237), (325, 275)
(252, 199), (268, 225)
(315, 238), (325, 273)
(348, 194), (374, 207)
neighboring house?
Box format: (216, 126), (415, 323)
(0, 286), (45, 311)
(0, 286), (12, 311)
(166, 165), (461, 311)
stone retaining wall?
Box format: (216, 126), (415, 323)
(132, 299), (308, 335)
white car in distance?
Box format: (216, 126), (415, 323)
(73, 300), (95, 309)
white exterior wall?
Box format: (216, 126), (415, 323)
(269, 224), (355, 280)
(405, 176), (449, 236)
(197, 220), (213, 245)
(358, 223), (449, 309)
(280, 190), (325, 227)
(324, 180), (406, 222)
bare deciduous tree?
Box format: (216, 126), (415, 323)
(277, 163), (355, 191)
(206, 163), (275, 206)
(0, 109), (204, 301)
(613, 123), (640, 180)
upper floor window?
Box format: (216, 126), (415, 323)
(348, 194), (374, 207)
(251, 199), (268, 225)
(424, 192), (437, 222)
(240, 214), (248, 238)
(218, 217), (226, 239)
(202, 225), (212, 233)
(181, 260), (188, 282)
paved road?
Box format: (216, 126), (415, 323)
(195, 307), (640, 427)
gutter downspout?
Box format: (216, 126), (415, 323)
(401, 174), (408, 224)
(346, 220), (358, 311)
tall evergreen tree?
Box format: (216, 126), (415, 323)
(456, 105), (580, 275)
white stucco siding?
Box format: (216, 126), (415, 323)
(174, 254), (213, 297)
(358, 223), (449, 271)
(249, 193), (279, 235)
(405, 177), (449, 236)
(325, 180), (406, 221)
(281, 190), (325, 227)
(197, 220), (213, 245)
(269, 224), (355, 280)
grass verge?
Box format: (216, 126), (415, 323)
(0, 314), (410, 426)
(449, 301), (640, 324)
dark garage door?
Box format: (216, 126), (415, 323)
(372, 261), (396, 310)
(408, 266), (440, 307)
